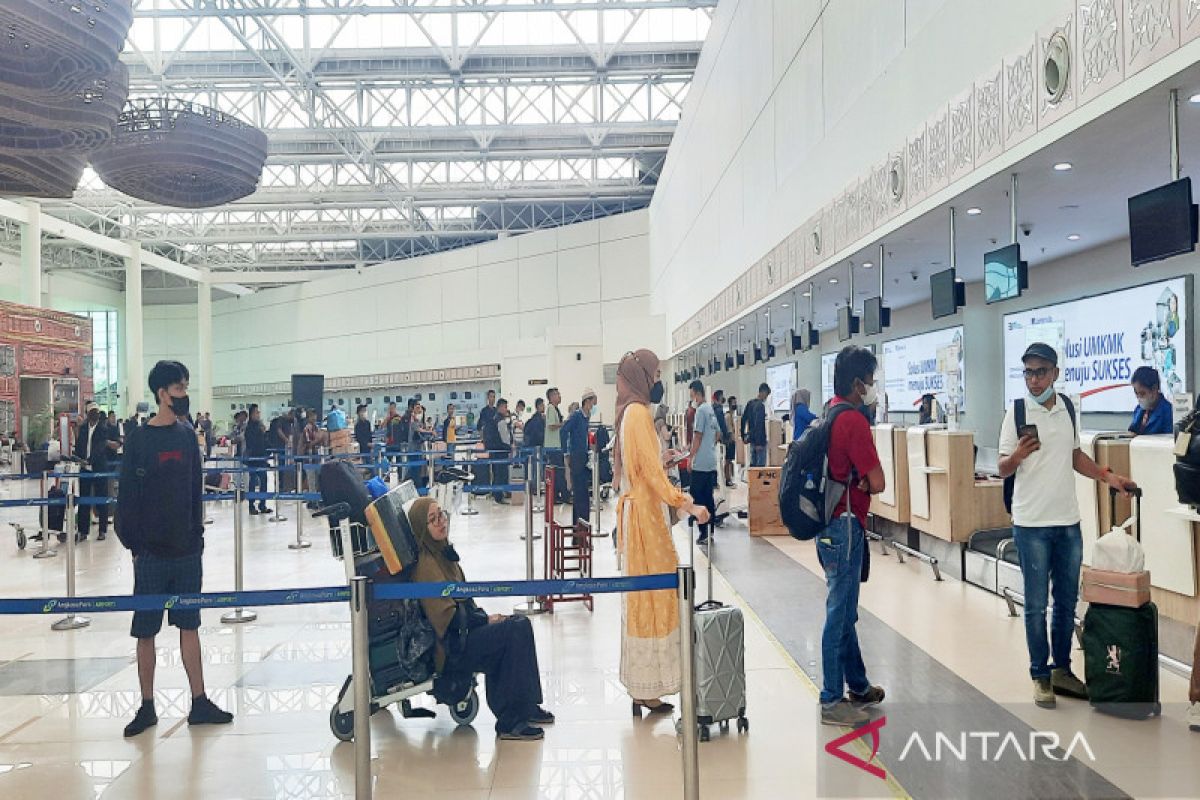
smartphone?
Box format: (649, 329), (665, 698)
(1018, 424), (1039, 441)
(668, 452), (690, 466)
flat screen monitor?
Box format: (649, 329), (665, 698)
(1129, 177), (1198, 267)
(736, 351), (746, 367)
(291, 374), (324, 412)
(752, 343), (763, 363)
(725, 354), (735, 370)
(930, 268), (962, 319)
(837, 306), (859, 342)
(863, 296), (891, 335)
(984, 243), (1023, 304)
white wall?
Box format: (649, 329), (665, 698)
(135, 211), (659, 420)
(650, 0), (1075, 335)
(699, 237), (1200, 448)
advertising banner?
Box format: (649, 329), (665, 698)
(882, 326), (966, 411)
(1002, 278), (1189, 412)
(821, 352), (837, 404)
(766, 362), (795, 414)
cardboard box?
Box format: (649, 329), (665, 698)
(1081, 567), (1151, 608)
(747, 466), (787, 536)
(329, 428), (351, 447)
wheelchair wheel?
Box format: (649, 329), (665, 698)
(448, 688), (480, 726)
(329, 704), (355, 742)
(15, 529), (26, 550)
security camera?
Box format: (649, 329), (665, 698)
(1021, 224), (1033, 237)
(910, 270), (919, 282)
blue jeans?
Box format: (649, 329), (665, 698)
(1012, 524), (1083, 679)
(816, 516), (870, 705)
(750, 444), (768, 468)
(246, 458), (268, 508)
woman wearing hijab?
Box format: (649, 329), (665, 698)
(791, 389), (817, 440)
(408, 496), (554, 741)
(612, 350), (710, 716)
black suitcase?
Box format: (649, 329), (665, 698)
(47, 484), (66, 535)
(1081, 488), (1160, 719)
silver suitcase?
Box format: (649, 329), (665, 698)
(692, 533), (749, 741)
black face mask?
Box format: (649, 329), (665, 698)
(168, 394), (190, 419)
(87, 412), (99, 424)
(649, 380), (665, 404)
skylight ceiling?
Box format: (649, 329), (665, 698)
(22, 0), (716, 285)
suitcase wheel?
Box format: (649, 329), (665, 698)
(15, 529), (25, 550)
(719, 720), (729, 734)
(699, 724), (710, 742)
(737, 715), (749, 734)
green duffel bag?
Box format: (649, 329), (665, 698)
(1082, 601), (1161, 719)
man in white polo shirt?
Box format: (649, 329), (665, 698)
(999, 342), (1137, 709)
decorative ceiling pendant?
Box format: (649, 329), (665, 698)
(90, 98), (269, 208)
(0, 62), (129, 154)
(0, 151), (87, 198)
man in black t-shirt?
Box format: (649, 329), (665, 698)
(117, 360), (233, 738)
(354, 404), (373, 454)
(244, 403), (271, 515)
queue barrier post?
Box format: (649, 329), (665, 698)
(677, 564), (700, 800)
(270, 453), (288, 523)
(33, 471), (58, 560)
(51, 474), (89, 631)
(290, 459), (311, 549)
(222, 484), (258, 624)
(590, 443), (608, 538)
(349, 575), (373, 800)
(461, 450), (479, 516)
(514, 453), (546, 617)
(531, 447), (544, 514)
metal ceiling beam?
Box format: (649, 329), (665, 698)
(134, 0), (718, 19)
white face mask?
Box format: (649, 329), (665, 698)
(860, 381), (879, 407)
(1138, 395), (1156, 411)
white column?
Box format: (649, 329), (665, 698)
(19, 200), (42, 307)
(196, 277), (213, 416)
(124, 246), (145, 417)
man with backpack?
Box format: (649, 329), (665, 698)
(741, 383), (771, 467)
(117, 360), (233, 737)
(998, 343), (1137, 709)
(688, 381), (720, 546)
(810, 346), (887, 727)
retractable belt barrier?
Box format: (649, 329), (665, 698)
(0, 573), (678, 615)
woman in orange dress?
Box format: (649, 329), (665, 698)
(613, 349), (710, 715)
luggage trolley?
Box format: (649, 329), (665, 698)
(318, 471), (481, 742)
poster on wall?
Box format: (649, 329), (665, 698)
(821, 352), (837, 404)
(1002, 277), (1190, 412)
(882, 326), (966, 411)
(765, 362), (795, 414)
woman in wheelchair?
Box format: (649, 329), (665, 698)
(408, 496), (554, 741)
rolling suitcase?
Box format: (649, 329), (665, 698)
(1082, 488), (1161, 719)
(691, 532), (749, 741)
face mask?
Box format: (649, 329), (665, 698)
(1030, 385), (1055, 405)
(1138, 396), (1156, 411)
(169, 394), (190, 418)
(649, 380), (664, 404)
(415, 413), (424, 421)
(859, 381), (878, 407)
(87, 412), (99, 424)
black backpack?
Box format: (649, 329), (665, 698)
(1002, 394), (1076, 513)
(779, 402), (856, 540)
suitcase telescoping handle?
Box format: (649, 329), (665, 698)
(1109, 486), (1143, 541)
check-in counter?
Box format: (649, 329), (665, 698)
(1126, 435), (1200, 625)
(870, 424), (910, 524)
(907, 428), (1009, 543)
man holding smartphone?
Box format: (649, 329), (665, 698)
(998, 343), (1137, 710)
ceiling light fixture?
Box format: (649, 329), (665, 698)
(966, 207), (982, 215)
(1190, 93), (1200, 104)
(1053, 162), (1073, 171)
(781, 303), (789, 308)
(829, 278), (839, 284)
(802, 291), (812, 297)
(1067, 233), (1081, 241)
(862, 262), (873, 268)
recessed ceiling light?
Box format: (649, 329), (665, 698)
(739, 324), (745, 329)
(829, 278), (839, 284)
(862, 262), (873, 268)
(1053, 162), (1073, 171)
(1067, 233), (1081, 241)
(802, 291), (812, 297)
(718, 335), (724, 340)
(781, 303), (789, 308)
(966, 207), (982, 215)
(1190, 93), (1200, 104)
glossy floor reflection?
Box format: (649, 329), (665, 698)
(0, 480), (849, 799)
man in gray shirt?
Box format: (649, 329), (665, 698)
(688, 380), (719, 546)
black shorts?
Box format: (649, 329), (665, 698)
(130, 551), (203, 638)
(725, 440), (736, 461)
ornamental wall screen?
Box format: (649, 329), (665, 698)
(0, 0), (133, 197)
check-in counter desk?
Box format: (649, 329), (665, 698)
(906, 428), (1009, 543)
(870, 424), (910, 524)
(1121, 435), (1199, 625)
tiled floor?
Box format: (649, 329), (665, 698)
(0, 473), (1195, 799)
(0, 478), (865, 800)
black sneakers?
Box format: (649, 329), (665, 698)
(528, 706), (556, 725)
(124, 701), (158, 738)
(187, 694), (234, 726)
(848, 685), (886, 706)
(499, 725), (545, 741)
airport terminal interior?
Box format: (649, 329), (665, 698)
(3, 0), (1200, 798)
